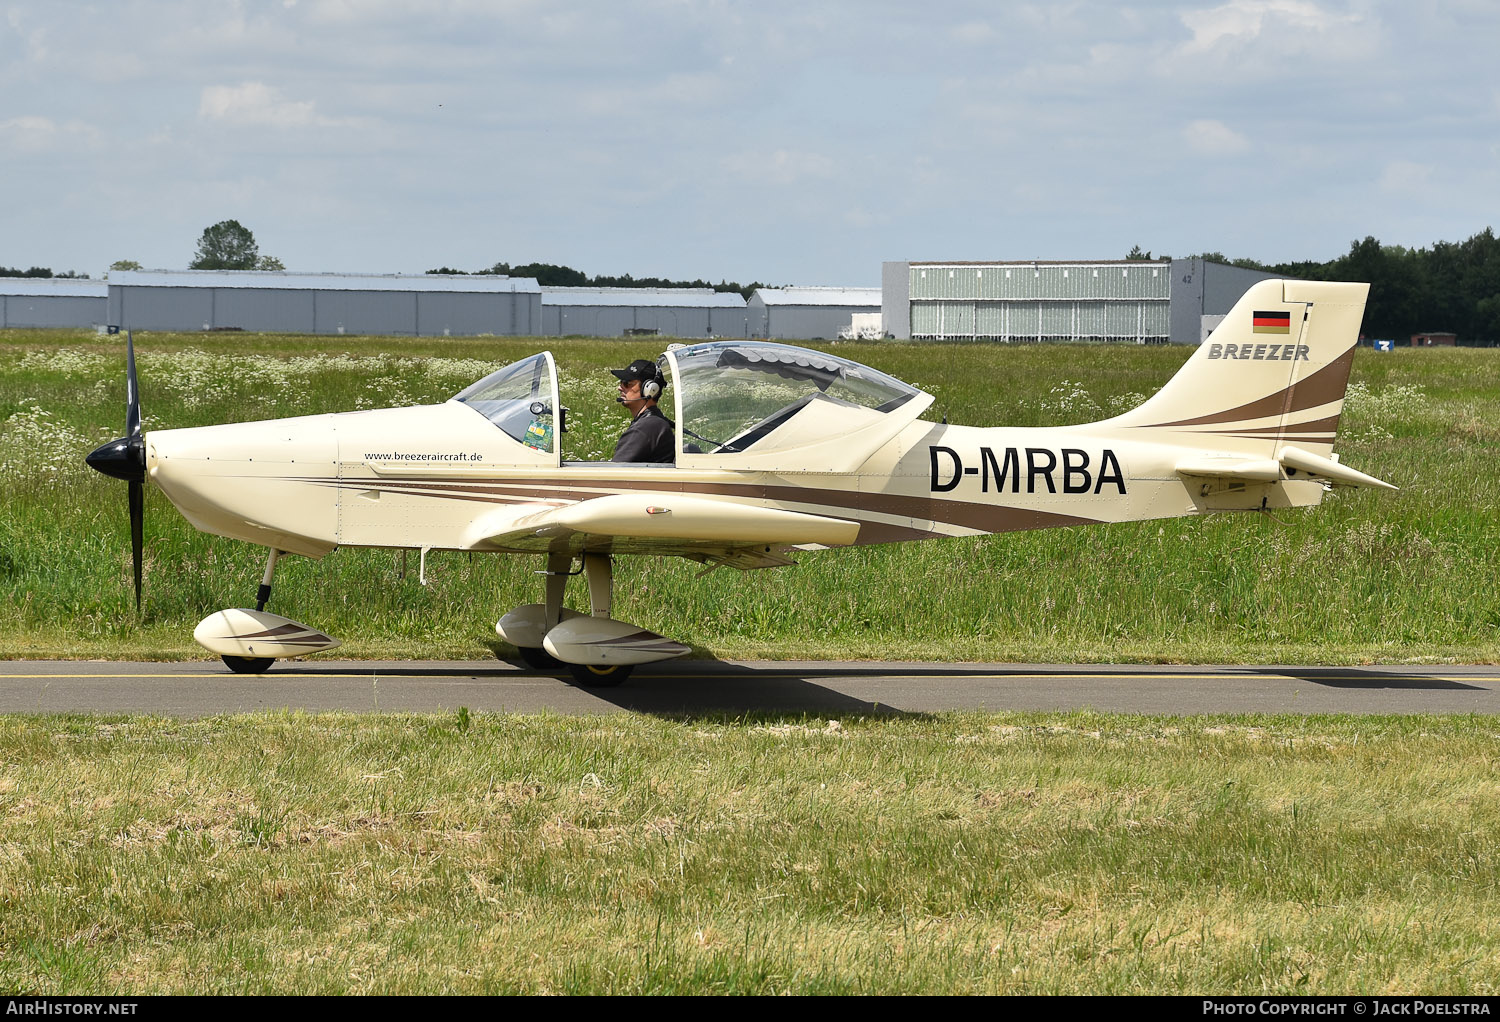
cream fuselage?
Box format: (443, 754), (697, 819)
(145, 399), (1323, 562)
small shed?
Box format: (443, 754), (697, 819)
(1411, 331), (1457, 347)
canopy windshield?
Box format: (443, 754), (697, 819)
(668, 342), (923, 457)
(451, 353), (559, 454)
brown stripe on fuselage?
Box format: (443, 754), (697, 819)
(1187, 413), (1343, 439)
(1284, 345), (1357, 416)
(1135, 346), (1356, 429)
(307, 478), (568, 506)
(850, 520), (945, 544)
(306, 475), (1104, 540)
(1195, 433), (1335, 445)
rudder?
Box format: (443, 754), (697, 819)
(1105, 279), (1369, 458)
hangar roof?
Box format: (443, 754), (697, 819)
(752, 287), (881, 307)
(108, 270), (541, 293)
(910, 260), (1170, 267)
(542, 287), (746, 308)
(0, 278), (107, 298)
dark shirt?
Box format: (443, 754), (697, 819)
(612, 404), (676, 463)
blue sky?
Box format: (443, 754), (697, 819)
(2, 0), (1496, 285)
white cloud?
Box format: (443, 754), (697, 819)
(1185, 0), (1317, 49)
(0, 116), (102, 154)
(728, 149), (836, 187)
(198, 82), (332, 128)
(5, 7), (49, 63)
(0, 2), (1494, 283)
(572, 70), (729, 119)
(951, 21), (995, 44)
(1179, 0), (1377, 60)
(1377, 160), (1435, 194)
(1183, 119), (1251, 156)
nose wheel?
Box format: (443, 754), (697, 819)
(218, 549), (284, 675)
(222, 655), (274, 674)
(196, 549), (340, 672)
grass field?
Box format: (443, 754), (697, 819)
(4, 328), (1499, 995)
(2, 711), (1497, 995)
(2, 327), (1496, 664)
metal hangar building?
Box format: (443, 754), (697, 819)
(880, 258), (1280, 344)
(18, 260), (1285, 345)
(747, 287), (882, 340)
(0, 278), (107, 329)
(542, 287), (747, 338)
(106, 270), (543, 336)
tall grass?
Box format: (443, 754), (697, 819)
(0, 711), (1496, 994)
(3, 328), (1497, 663)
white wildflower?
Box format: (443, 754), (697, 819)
(1038, 379), (1100, 418)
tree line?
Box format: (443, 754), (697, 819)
(1131, 228), (1500, 342)
(0, 266), (90, 278)
(427, 261), (768, 301)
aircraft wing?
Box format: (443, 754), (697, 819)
(462, 492), (861, 568)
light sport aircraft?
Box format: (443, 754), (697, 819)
(86, 278), (1393, 685)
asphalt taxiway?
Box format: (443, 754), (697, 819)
(1, 659), (1497, 716)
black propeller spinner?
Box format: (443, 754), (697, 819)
(85, 330), (146, 610)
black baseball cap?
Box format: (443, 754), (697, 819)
(609, 359), (664, 384)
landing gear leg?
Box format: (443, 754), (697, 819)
(517, 552), (570, 670)
(569, 553), (633, 688)
(222, 548), (280, 674)
(255, 548), (280, 611)
(584, 552), (612, 619)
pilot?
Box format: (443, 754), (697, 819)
(609, 358), (676, 463)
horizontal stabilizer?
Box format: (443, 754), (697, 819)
(1279, 446), (1397, 491)
(1176, 447), (1396, 490)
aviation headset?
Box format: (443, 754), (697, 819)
(641, 369), (664, 401)
(613, 359), (667, 403)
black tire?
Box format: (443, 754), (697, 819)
(568, 663), (634, 688)
(222, 655), (275, 674)
(516, 645), (564, 670)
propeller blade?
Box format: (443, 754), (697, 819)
(129, 479), (143, 611)
(125, 329), (141, 438)
(84, 328), (149, 612)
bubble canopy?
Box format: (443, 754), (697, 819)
(449, 342), (931, 468)
(663, 341), (925, 458)
(451, 352), (559, 453)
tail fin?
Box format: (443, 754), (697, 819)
(1105, 278), (1393, 493)
(1109, 279), (1366, 453)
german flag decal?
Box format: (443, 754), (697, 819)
(1253, 310), (1292, 334)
